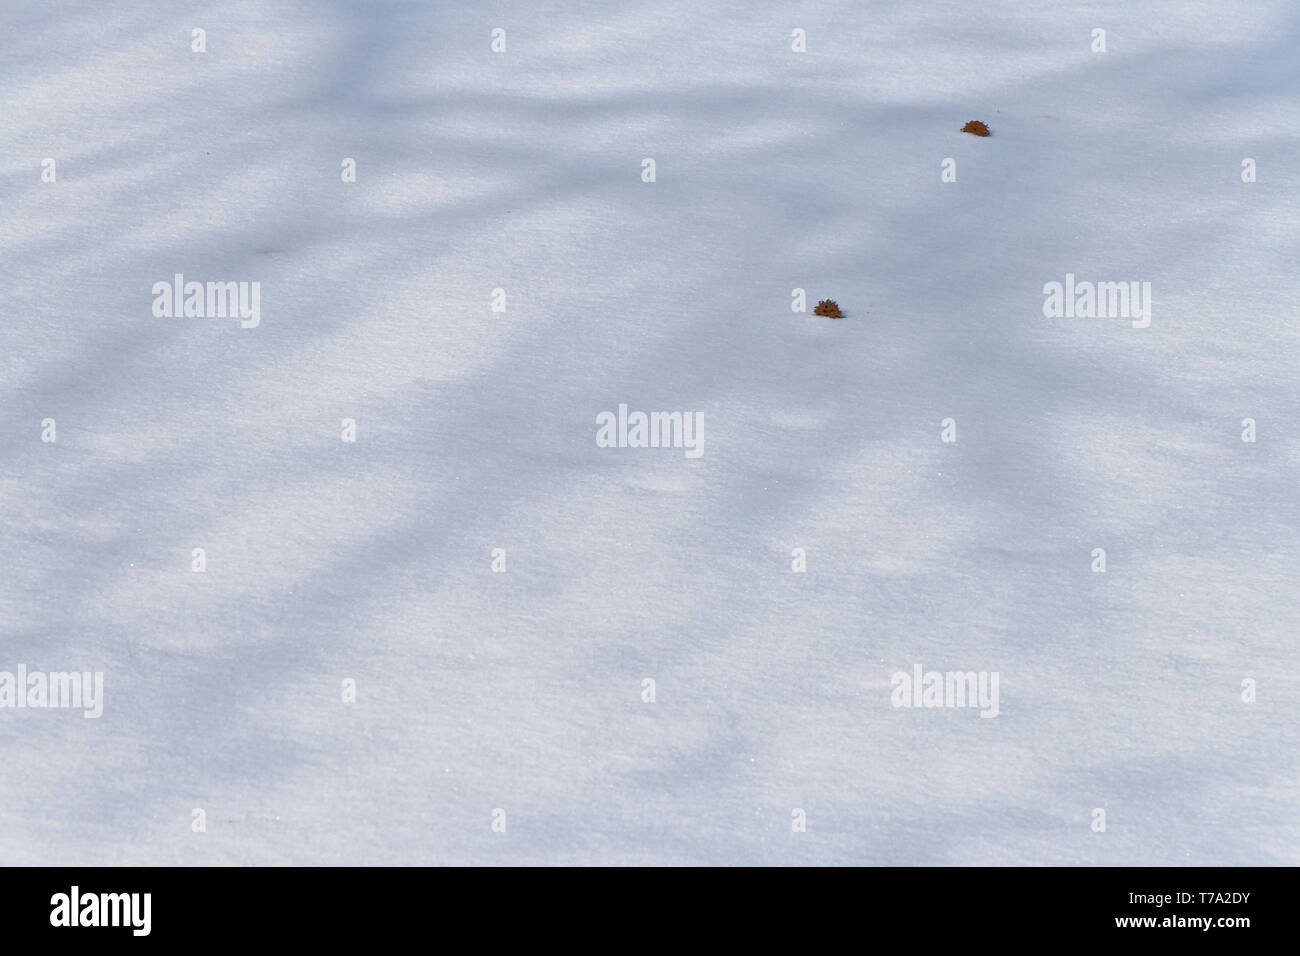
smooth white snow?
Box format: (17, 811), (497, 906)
(1, 0), (1297, 864)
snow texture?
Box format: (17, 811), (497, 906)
(1, 0), (1297, 865)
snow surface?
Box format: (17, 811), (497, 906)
(1, 0), (1297, 865)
